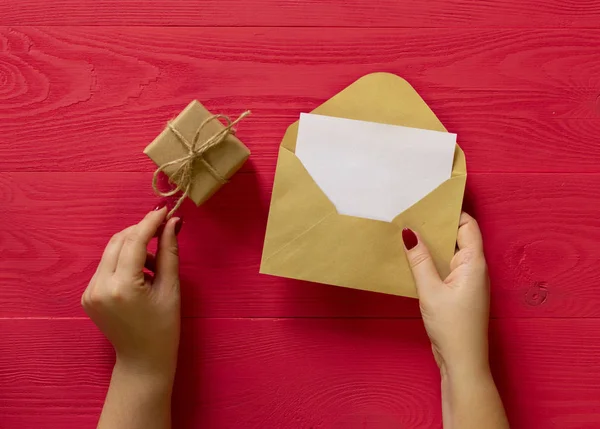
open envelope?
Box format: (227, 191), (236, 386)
(260, 73), (467, 298)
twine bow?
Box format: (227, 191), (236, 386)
(152, 110), (251, 219)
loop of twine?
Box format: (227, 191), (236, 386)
(152, 110), (251, 219)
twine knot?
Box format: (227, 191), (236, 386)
(152, 110), (251, 219)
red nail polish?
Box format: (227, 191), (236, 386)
(402, 228), (418, 250)
(154, 200), (168, 211)
(174, 218), (183, 235)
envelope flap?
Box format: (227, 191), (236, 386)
(262, 146), (337, 259)
(282, 72), (465, 176)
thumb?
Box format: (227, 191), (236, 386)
(402, 228), (442, 296)
(155, 216), (181, 289)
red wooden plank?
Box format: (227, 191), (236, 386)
(1, 27), (600, 173)
(2, 172), (600, 318)
(1, 0), (599, 27)
(0, 2), (597, 429)
(0, 318), (599, 429)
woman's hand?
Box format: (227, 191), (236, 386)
(402, 212), (490, 377)
(83, 206), (182, 429)
(403, 212), (509, 429)
(82, 206), (182, 380)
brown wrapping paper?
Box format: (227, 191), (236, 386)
(260, 73), (467, 298)
(144, 100), (251, 206)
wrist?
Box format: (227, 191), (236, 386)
(102, 358), (175, 428)
(438, 343), (490, 381)
(441, 361), (494, 395)
(114, 356), (176, 389)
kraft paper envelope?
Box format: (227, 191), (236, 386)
(260, 73), (467, 298)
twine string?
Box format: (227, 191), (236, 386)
(152, 110), (251, 219)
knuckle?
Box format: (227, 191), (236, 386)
(464, 213), (477, 226)
(109, 232), (123, 245)
(167, 244), (179, 258)
(409, 251), (431, 269)
(83, 278), (129, 308)
(124, 231), (140, 245)
(109, 232), (120, 242)
(81, 280), (95, 308)
(110, 277), (130, 299)
(460, 248), (477, 263)
(460, 248), (486, 267)
(109, 286), (124, 302)
(87, 288), (106, 307)
(81, 291), (89, 308)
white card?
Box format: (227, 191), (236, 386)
(295, 113), (457, 222)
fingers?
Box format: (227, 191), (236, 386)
(96, 225), (136, 274)
(402, 228), (442, 296)
(456, 212), (484, 252)
(452, 212), (487, 273)
(97, 233), (125, 274)
(155, 217), (181, 289)
(116, 207), (168, 275)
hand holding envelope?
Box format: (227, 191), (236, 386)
(260, 73), (467, 298)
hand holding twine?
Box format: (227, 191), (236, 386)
(152, 111), (251, 219)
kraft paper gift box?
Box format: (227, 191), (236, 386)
(260, 73), (467, 298)
(144, 100), (251, 207)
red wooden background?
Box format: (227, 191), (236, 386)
(1, 1), (600, 428)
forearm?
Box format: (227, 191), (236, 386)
(441, 365), (509, 429)
(98, 360), (174, 429)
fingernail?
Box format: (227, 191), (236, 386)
(154, 199), (168, 211)
(402, 228), (418, 250)
(174, 218), (183, 236)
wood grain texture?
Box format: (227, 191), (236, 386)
(2, 1), (600, 426)
(3, 171), (600, 319)
(1, 27), (600, 173)
(1, 0), (600, 27)
(1, 318), (600, 429)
